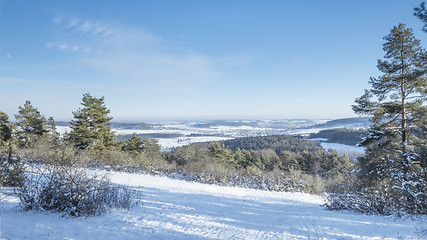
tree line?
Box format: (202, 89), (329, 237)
(168, 135), (351, 180)
(0, 93), (162, 157)
(1, 92), (352, 197)
(309, 128), (368, 146)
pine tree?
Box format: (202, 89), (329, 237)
(15, 101), (47, 147)
(209, 142), (236, 168)
(69, 93), (117, 151)
(122, 133), (145, 153)
(46, 117), (60, 144)
(0, 111), (12, 145)
(233, 148), (249, 169)
(352, 24), (427, 213)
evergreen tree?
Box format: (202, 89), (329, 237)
(233, 148), (249, 169)
(46, 117), (60, 144)
(280, 151), (299, 171)
(0, 111), (12, 145)
(208, 142), (236, 168)
(69, 93), (117, 151)
(352, 24), (427, 213)
(15, 101), (47, 147)
(322, 150), (350, 179)
(122, 133), (145, 153)
(143, 138), (162, 162)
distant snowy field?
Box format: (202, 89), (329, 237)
(1, 170), (425, 239)
(320, 142), (365, 155)
(157, 136), (233, 150)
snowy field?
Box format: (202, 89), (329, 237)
(1, 170), (425, 240)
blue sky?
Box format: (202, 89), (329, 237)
(1, 0), (426, 121)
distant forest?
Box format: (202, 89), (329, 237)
(220, 135), (322, 155)
(309, 128), (368, 146)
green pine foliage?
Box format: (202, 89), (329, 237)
(122, 133), (146, 153)
(309, 128), (368, 146)
(0, 112), (24, 187)
(340, 23), (427, 214)
(69, 93), (117, 152)
(45, 117), (61, 145)
(0, 111), (13, 145)
(14, 101), (48, 147)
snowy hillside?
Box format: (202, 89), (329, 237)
(1, 170), (425, 240)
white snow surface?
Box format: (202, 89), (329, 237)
(158, 136), (233, 151)
(1, 170), (425, 240)
(320, 142), (365, 155)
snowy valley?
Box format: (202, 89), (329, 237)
(56, 118), (369, 154)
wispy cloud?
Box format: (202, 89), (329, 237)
(52, 17), (62, 24)
(47, 15), (224, 93)
(49, 16), (159, 53)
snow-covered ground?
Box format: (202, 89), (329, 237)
(1, 171), (425, 240)
(309, 138), (365, 159)
(158, 136), (233, 151)
(320, 142), (365, 155)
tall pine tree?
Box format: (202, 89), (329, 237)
(15, 101), (47, 147)
(353, 23), (427, 213)
(69, 93), (117, 151)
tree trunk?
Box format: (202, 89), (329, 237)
(401, 83), (406, 153)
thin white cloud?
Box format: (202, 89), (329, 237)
(46, 15), (226, 94)
(47, 15), (161, 57)
(53, 17), (62, 24)
(78, 21), (92, 33)
(66, 19), (79, 28)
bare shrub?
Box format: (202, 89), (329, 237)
(17, 164), (139, 217)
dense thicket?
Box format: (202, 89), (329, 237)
(169, 135), (351, 181)
(309, 128), (368, 146)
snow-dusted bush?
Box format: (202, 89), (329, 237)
(324, 175), (427, 215)
(0, 148), (25, 187)
(17, 164), (139, 217)
(324, 189), (397, 215)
